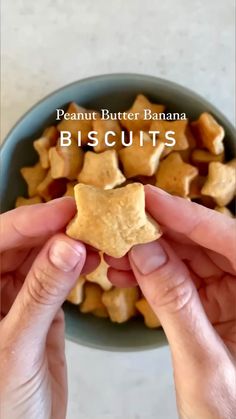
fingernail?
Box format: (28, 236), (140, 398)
(49, 240), (83, 272)
(130, 241), (167, 275)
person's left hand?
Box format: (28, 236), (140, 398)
(0, 197), (99, 419)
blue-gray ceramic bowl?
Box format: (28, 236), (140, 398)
(1, 74), (235, 351)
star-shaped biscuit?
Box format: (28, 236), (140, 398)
(63, 182), (76, 197)
(67, 276), (85, 305)
(86, 253), (112, 291)
(201, 162), (236, 206)
(49, 141), (84, 180)
(92, 118), (122, 152)
(37, 170), (67, 201)
(102, 287), (139, 323)
(21, 162), (47, 197)
(150, 119), (189, 158)
(78, 150), (125, 189)
(191, 112), (224, 155)
(66, 183), (162, 258)
(227, 158), (236, 169)
(33, 126), (58, 169)
(15, 196), (42, 207)
(120, 94), (165, 132)
(119, 132), (164, 178)
(191, 148), (224, 175)
(156, 152), (198, 197)
(57, 102), (93, 144)
(80, 283), (108, 317)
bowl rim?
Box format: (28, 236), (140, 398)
(1, 72), (236, 150)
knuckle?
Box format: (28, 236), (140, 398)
(150, 265), (194, 314)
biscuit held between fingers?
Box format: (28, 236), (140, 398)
(33, 126), (58, 169)
(191, 112), (224, 155)
(119, 133), (164, 178)
(80, 283), (108, 314)
(15, 196), (43, 208)
(49, 141), (84, 180)
(66, 183), (162, 258)
(102, 287), (139, 323)
(21, 162), (47, 197)
(67, 276), (86, 304)
(78, 150), (125, 189)
(135, 298), (161, 328)
(156, 152), (198, 197)
(201, 162), (236, 206)
(57, 102), (92, 144)
(86, 253), (112, 291)
(92, 118), (123, 152)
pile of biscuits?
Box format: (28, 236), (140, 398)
(16, 94), (236, 328)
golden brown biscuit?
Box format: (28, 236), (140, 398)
(63, 182), (76, 197)
(178, 126), (197, 163)
(66, 183), (162, 258)
(80, 283), (108, 315)
(57, 102), (92, 143)
(15, 196), (42, 207)
(150, 119), (189, 158)
(92, 118), (122, 152)
(33, 126), (58, 169)
(67, 276), (85, 304)
(119, 133), (164, 178)
(135, 298), (161, 328)
(120, 94), (165, 132)
(191, 149), (224, 175)
(78, 150), (125, 189)
(86, 253), (112, 291)
(189, 175), (206, 199)
(191, 112), (224, 155)
(214, 206), (234, 217)
(37, 170), (67, 201)
(92, 307), (109, 318)
(156, 152), (198, 197)
(227, 158), (236, 169)
(49, 141), (84, 180)
(21, 162), (47, 197)
(201, 162), (236, 206)
(102, 287), (139, 323)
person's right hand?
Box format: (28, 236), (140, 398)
(106, 185), (236, 419)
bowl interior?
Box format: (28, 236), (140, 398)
(1, 74), (235, 351)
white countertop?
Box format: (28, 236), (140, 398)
(1, 1), (235, 418)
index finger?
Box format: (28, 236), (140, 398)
(145, 185), (236, 267)
(0, 197), (76, 252)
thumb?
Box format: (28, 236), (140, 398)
(3, 233), (86, 353)
(129, 239), (225, 366)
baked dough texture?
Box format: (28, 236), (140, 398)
(66, 183), (162, 257)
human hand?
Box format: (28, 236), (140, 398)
(106, 185), (236, 419)
(0, 198), (99, 419)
